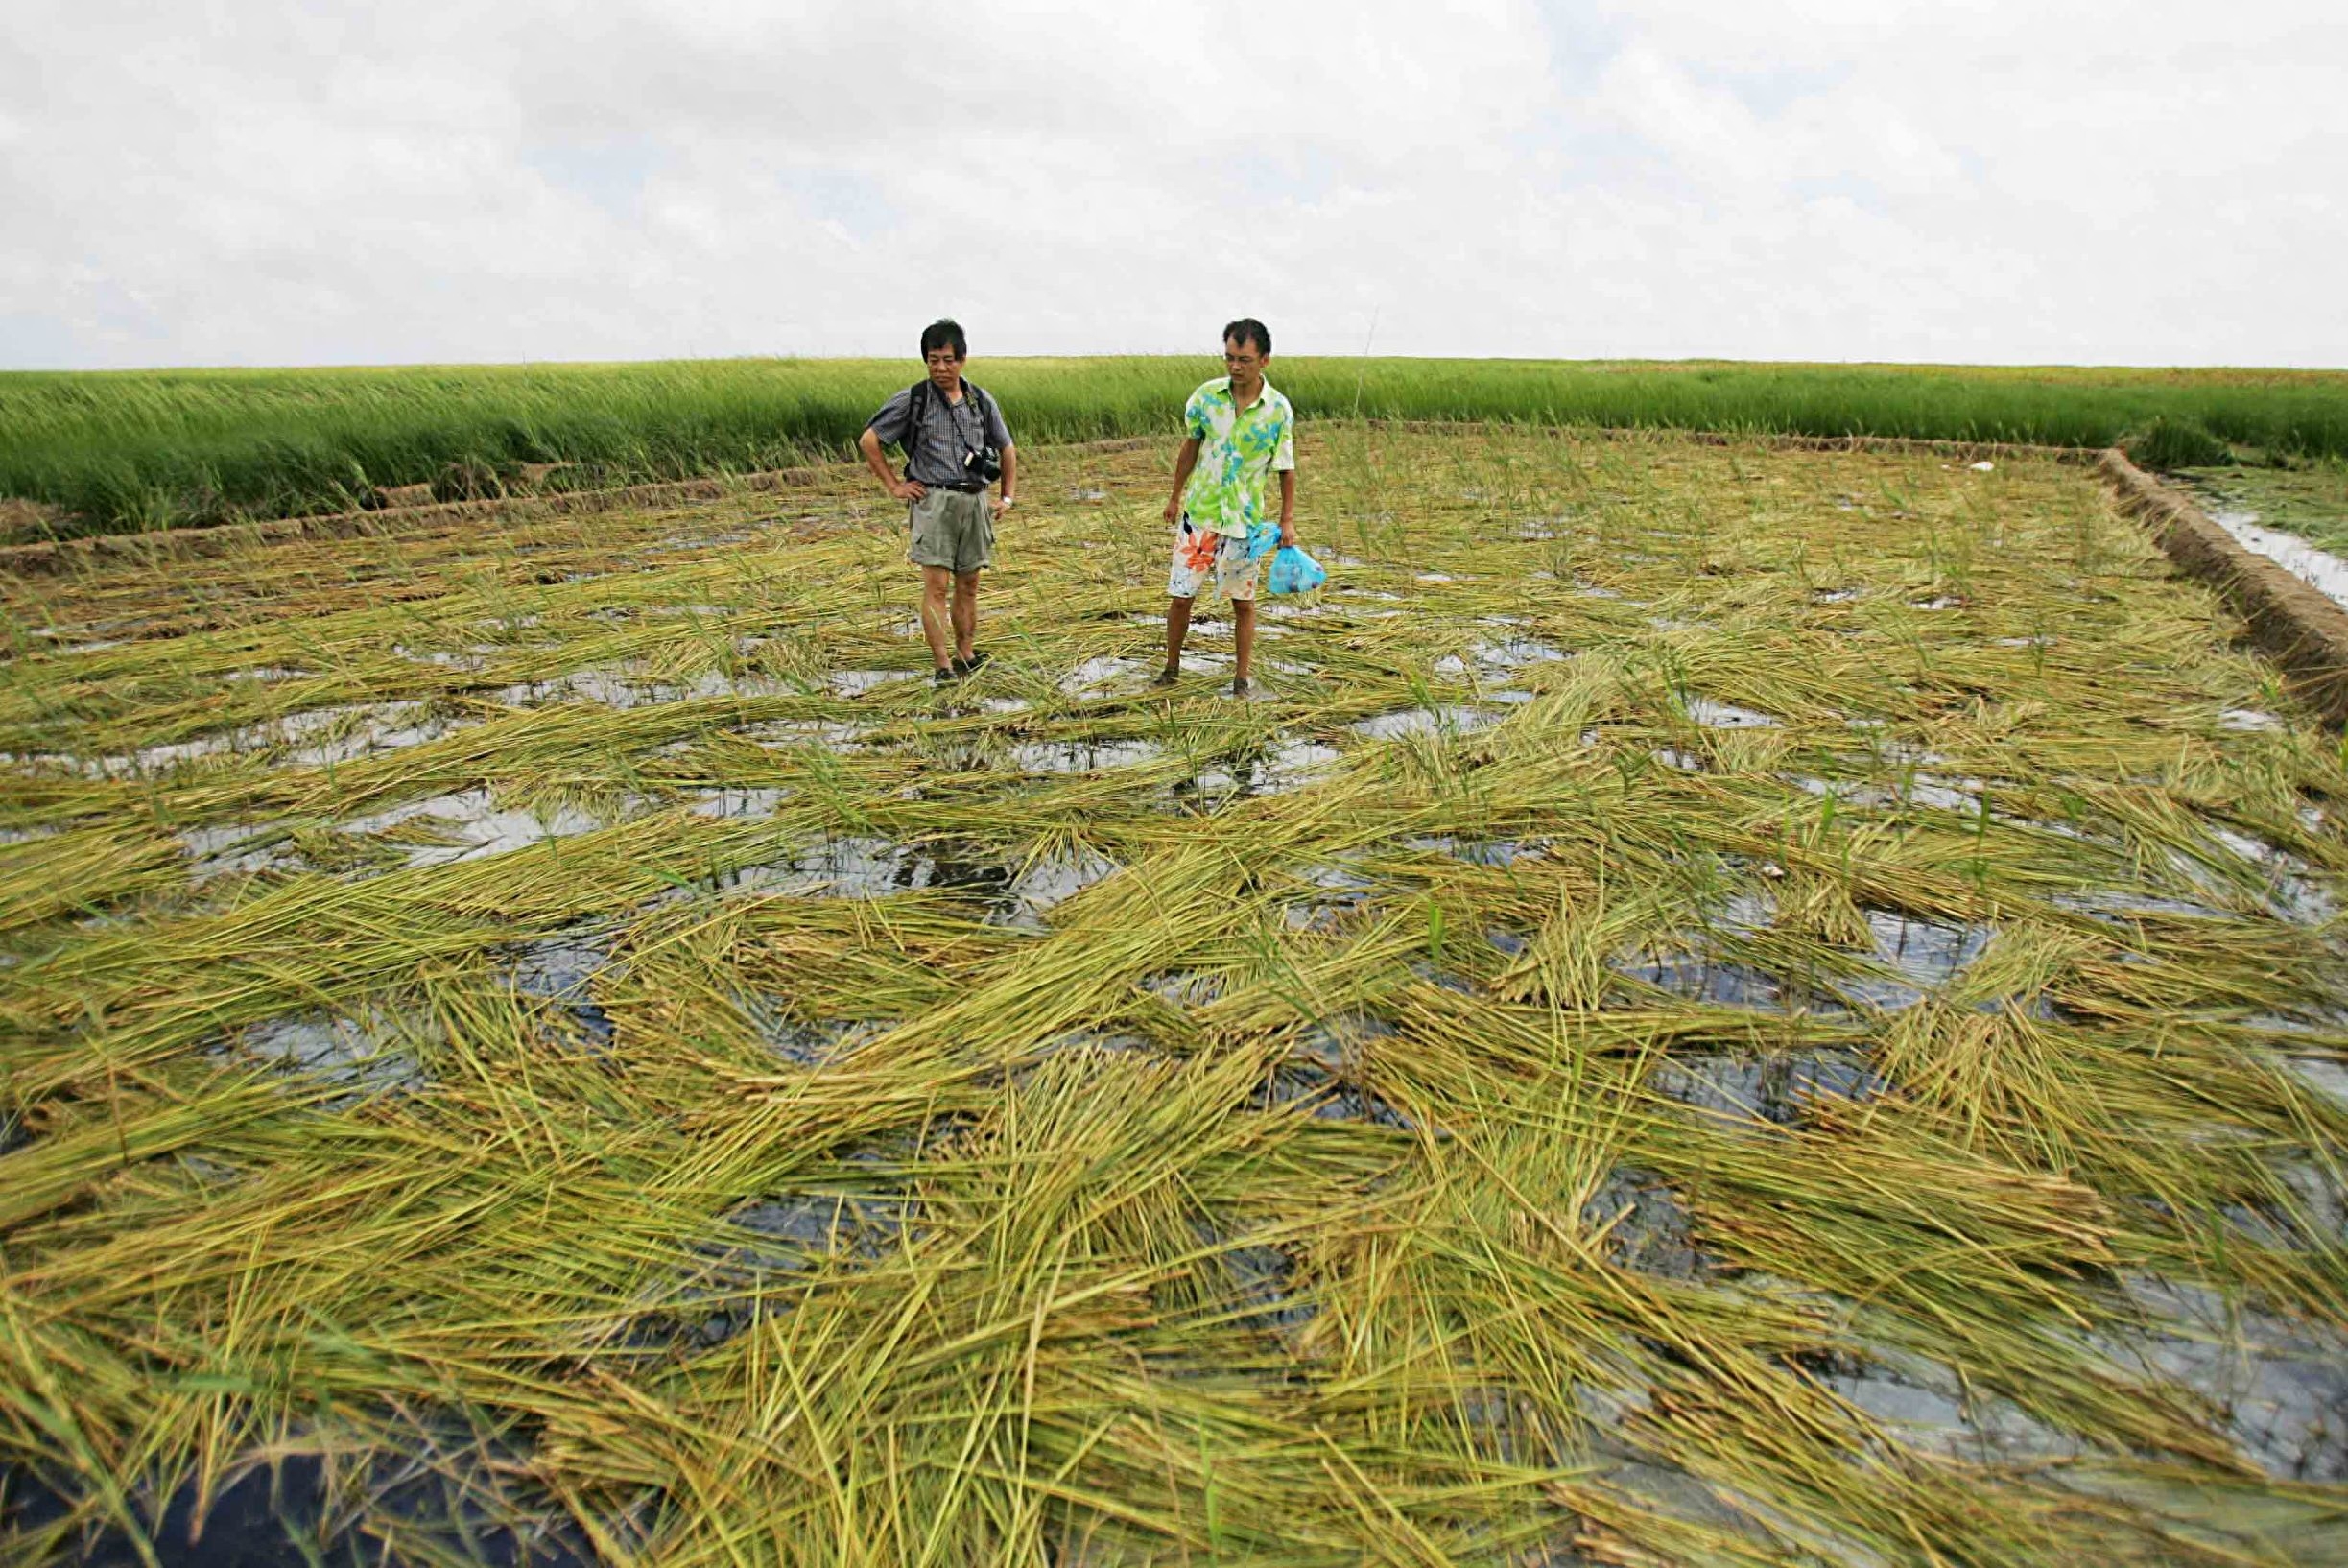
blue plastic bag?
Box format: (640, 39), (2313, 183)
(1265, 544), (1328, 596)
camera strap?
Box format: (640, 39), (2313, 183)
(905, 378), (992, 469)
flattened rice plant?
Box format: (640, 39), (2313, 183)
(3, 428), (2345, 1564)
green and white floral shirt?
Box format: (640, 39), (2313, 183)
(1180, 377), (1295, 538)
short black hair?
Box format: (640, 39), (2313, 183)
(1222, 318), (1271, 357)
(920, 319), (967, 360)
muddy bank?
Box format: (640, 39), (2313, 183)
(2101, 448), (2348, 727)
(0, 463), (840, 579)
(0, 437), (1160, 580)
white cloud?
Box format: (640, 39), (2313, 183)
(0, 0), (2341, 368)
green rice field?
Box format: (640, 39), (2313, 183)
(3, 426), (2346, 1563)
(6, 358), (2348, 539)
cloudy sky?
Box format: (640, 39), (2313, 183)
(3, 1), (2342, 370)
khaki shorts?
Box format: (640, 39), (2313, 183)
(909, 487), (994, 573)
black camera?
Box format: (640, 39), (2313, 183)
(965, 445), (1003, 485)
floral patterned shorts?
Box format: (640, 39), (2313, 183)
(1166, 517), (1261, 602)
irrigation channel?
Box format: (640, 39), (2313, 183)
(2, 426), (2345, 1565)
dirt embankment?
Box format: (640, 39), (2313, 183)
(0, 465), (844, 579)
(2101, 448), (2348, 726)
(0, 438), (1168, 580)
(0, 497), (66, 539)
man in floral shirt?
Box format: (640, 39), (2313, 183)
(1156, 318), (1297, 697)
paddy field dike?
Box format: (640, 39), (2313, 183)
(3, 422), (2347, 1564)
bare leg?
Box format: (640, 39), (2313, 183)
(952, 570), (980, 662)
(919, 566), (955, 669)
(1233, 598), (1255, 683)
(1163, 596), (1194, 672)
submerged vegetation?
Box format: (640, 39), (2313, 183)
(5, 357), (2348, 539)
(3, 427), (2347, 1563)
(2180, 459), (2348, 557)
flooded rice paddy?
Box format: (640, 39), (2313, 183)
(3, 428), (2346, 1564)
(2205, 507), (2348, 614)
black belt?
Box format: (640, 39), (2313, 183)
(934, 481), (986, 493)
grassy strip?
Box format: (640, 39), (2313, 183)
(5, 356), (2347, 538)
